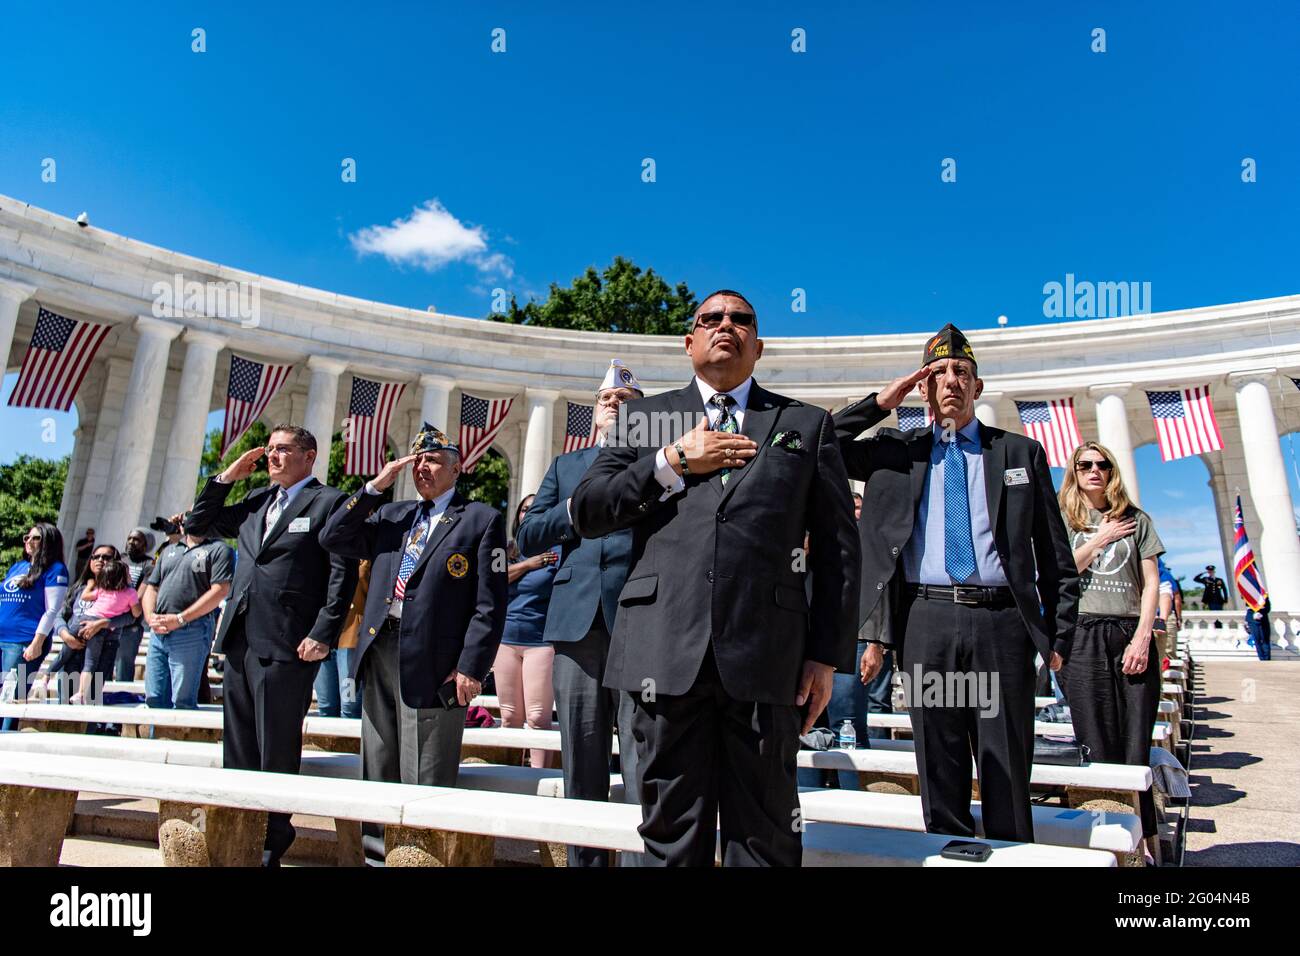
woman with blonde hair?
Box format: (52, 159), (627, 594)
(1058, 440), (1165, 856)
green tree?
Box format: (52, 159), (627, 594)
(458, 447), (510, 515)
(488, 255), (697, 335)
(0, 455), (69, 574)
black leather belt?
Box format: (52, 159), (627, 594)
(905, 583), (1015, 607)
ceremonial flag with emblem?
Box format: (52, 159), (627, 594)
(221, 355), (294, 455)
(7, 307), (112, 411)
(1015, 398), (1083, 468)
(458, 392), (514, 472)
(345, 376), (406, 475)
(1233, 496), (1268, 612)
(563, 402), (597, 453)
(1145, 385), (1224, 461)
(895, 406), (933, 431)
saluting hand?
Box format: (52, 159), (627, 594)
(219, 446), (265, 483)
(369, 454), (418, 493)
(666, 416), (758, 477)
(875, 366), (932, 412)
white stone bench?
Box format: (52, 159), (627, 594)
(0, 747), (1111, 867)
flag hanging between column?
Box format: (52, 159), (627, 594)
(222, 354), (294, 455)
(1233, 496), (1268, 611)
(563, 401), (597, 452)
(1015, 398), (1083, 468)
(458, 392), (514, 472)
(1145, 385), (1224, 462)
(345, 376), (406, 475)
(7, 307), (113, 411)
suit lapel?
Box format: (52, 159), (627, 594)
(980, 423), (1006, 536)
(259, 479), (320, 551)
(718, 382), (782, 505)
(410, 493), (465, 580)
(910, 429), (933, 507)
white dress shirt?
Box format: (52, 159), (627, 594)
(653, 376), (754, 495)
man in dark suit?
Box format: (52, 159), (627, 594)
(319, 423), (507, 864)
(185, 424), (358, 865)
(837, 324), (1079, 843)
(516, 359), (644, 867)
(571, 290), (860, 866)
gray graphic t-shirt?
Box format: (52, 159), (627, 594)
(1065, 507), (1165, 618)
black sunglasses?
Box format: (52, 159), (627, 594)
(1075, 459), (1114, 473)
(694, 310), (756, 330)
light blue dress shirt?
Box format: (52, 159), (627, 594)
(902, 418), (1008, 586)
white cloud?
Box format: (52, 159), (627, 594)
(349, 200), (513, 278)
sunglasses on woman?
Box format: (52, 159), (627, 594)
(1075, 459), (1114, 473)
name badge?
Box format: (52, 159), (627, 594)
(288, 516), (311, 533)
(1003, 467), (1029, 486)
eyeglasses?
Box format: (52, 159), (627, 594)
(694, 310), (756, 330)
(1075, 459), (1114, 473)
(264, 444), (301, 456)
(596, 389), (636, 407)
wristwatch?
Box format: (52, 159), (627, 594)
(176, 612), (187, 626)
(673, 440), (690, 477)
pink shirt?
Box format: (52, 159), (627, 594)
(89, 585), (138, 619)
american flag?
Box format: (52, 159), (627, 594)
(1145, 385), (1224, 462)
(895, 406), (933, 431)
(563, 402), (597, 453)
(1233, 496), (1268, 612)
(222, 355), (294, 456)
(458, 392), (514, 473)
(7, 307), (112, 411)
(1015, 398), (1083, 468)
(345, 376), (406, 475)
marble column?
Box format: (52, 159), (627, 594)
(1089, 383), (1141, 506)
(519, 388), (559, 498)
(418, 373), (456, 430)
(303, 357), (347, 484)
(1229, 370), (1300, 611)
(975, 390), (1004, 429)
(98, 317), (183, 550)
(0, 278), (36, 373)
(155, 330), (227, 518)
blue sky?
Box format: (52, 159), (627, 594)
(1, 1), (1298, 578)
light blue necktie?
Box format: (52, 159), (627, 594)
(943, 435), (977, 583)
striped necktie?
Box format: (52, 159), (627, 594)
(262, 487), (288, 543)
(394, 500), (434, 601)
(710, 393), (738, 484)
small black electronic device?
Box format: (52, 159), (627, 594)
(939, 840), (992, 862)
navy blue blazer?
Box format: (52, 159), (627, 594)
(516, 445), (634, 642)
(318, 489), (507, 708)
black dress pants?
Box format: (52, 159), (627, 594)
(1059, 614), (1161, 836)
(897, 591), (1037, 843)
(222, 620), (320, 858)
(630, 645), (802, 867)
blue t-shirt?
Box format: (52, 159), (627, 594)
(0, 560), (70, 644)
(502, 547), (559, 646)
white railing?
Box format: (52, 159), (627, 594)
(1177, 609), (1299, 659)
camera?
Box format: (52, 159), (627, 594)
(149, 515), (179, 535)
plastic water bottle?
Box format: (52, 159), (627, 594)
(837, 719), (857, 750)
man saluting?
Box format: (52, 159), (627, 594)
(836, 324), (1079, 843)
(319, 424), (507, 864)
(572, 290), (860, 867)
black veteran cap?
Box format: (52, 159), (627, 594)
(410, 422), (459, 456)
(922, 323), (977, 369)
